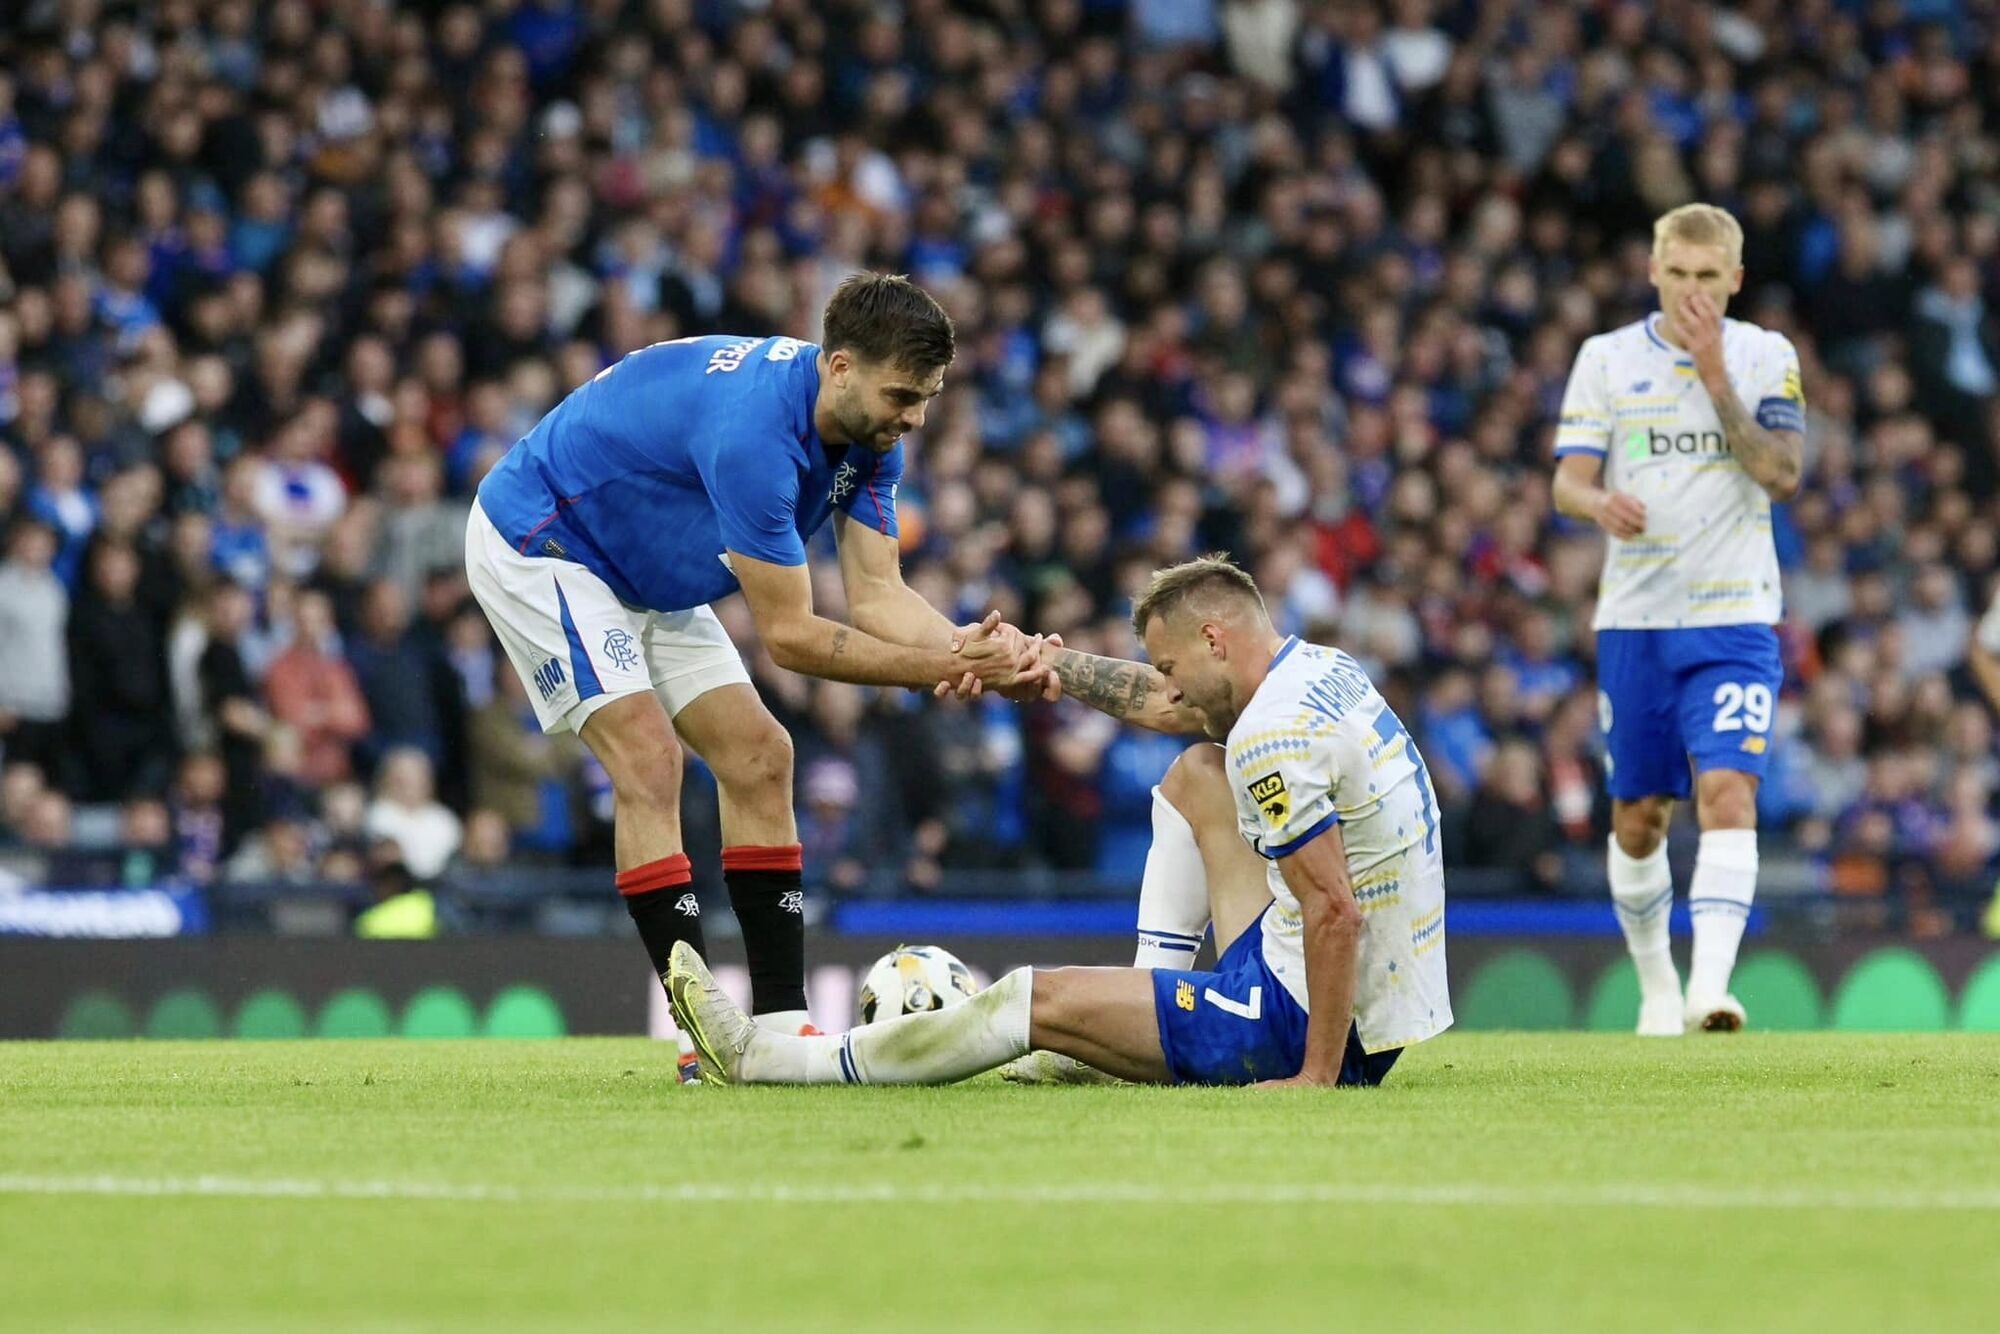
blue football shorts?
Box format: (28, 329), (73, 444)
(1595, 624), (1783, 802)
(1149, 907), (1402, 1087)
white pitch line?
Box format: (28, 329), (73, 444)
(2, 1175), (1998, 1212)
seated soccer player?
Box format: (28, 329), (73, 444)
(669, 556), (1452, 1088)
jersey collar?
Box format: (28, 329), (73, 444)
(1269, 636), (1299, 670)
(1644, 313), (1674, 351)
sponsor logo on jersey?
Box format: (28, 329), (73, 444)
(602, 627), (640, 671)
(532, 657), (567, 701)
(1648, 427), (1728, 455)
(541, 537), (568, 559)
(1782, 365), (1803, 403)
(1740, 735), (1768, 755)
(1629, 379), (1651, 393)
(1174, 979), (1196, 1011)
(1247, 771), (1290, 828)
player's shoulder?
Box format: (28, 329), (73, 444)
(1724, 317), (1797, 358)
(1575, 319), (1652, 366)
(1227, 642), (1372, 755)
(700, 337), (823, 444)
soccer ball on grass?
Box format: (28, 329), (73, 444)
(857, 945), (978, 1024)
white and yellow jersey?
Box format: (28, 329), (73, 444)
(1555, 314), (1804, 629)
(1223, 638), (1452, 1054)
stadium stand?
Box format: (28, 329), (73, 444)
(1, 0), (1998, 937)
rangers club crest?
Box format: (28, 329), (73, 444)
(602, 627), (640, 671)
(831, 462), (858, 504)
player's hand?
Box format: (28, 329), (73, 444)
(1253, 1070), (1341, 1090)
(1678, 291), (1727, 386)
(936, 612), (1047, 698)
(1005, 632), (1064, 703)
(982, 630), (1066, 703)
(1593, 490), (1646, 540)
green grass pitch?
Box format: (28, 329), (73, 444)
(4, 1034), (1998, 1332)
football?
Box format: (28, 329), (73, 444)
(857, 945), (979, 1024)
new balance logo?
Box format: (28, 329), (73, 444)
(779, 890), (804, 914)
(673, 893), (700, 917)
(532, 658), (567, 701)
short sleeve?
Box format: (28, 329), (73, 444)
(1554, 339), (1612, 458)
(1228, 728), (1340, 859)
(837, 443), (903, 538)
(710, 436), (807, 567)
(1750, 332), (1806, 434)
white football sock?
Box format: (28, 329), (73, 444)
(1687, 829), (1757, 999)
(1608, 834), (1680, 1003)
(1134, 786), (1209, 969)
(741, 968), (1033, 1084)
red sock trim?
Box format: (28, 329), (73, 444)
(721, 843), (804, 874)
(615, 853), (692, 897)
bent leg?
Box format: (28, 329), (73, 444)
(580, 691), (689, 869)
(579, 692), (703, 980)
(673, 682), (807, 1018)
(1159, 742), (1273, 956)
(671, 683), (797, 847)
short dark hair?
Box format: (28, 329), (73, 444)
(1131, 554), (1269, 638)
(821, 272), (956, 375)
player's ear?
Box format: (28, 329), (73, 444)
(826, 348), (851, 383)
(1730, 266), (1744, 294)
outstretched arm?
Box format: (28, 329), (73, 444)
(1042, 646), (1208, 735)
(733, 549), (1031, 690)
(833, 513), (959, 650)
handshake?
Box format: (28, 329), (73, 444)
(933, 611), (1066, 704)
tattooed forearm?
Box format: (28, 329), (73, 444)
(1048, 648), (1205, 734)
(1708, 381), (1803, 500)
(830, 627), (850, 659)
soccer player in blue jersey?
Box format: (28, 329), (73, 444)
(466, 274), (1047, 1057)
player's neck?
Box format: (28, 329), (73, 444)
(1654, 311), (1688, 350)
(1236, 631), (1290, 702)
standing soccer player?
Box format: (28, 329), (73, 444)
(466, 274), (1046, 1055)
(1552, 205), (1805, 1035)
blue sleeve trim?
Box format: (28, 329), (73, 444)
(1554, 443), (1608, 458)
(1755, 398), (1804, 433)
(1266, 808), (1341, 859)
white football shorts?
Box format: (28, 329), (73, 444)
(464, 499), (751, 734)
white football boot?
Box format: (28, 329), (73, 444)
(1636, 993), (1686, 1037)
(998, 1050), (1122, 1085)
(1684, 993), (1747, 1033)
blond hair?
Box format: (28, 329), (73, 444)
(1652, 203), (1743, 265)
(1130, 554), (1268, 638)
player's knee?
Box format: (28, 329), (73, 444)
(1159, 743), (1226, 819)
(1612, 800), (1670, 857)
(1026, 968), (1080, 1044)
(1695, 773), (1756, 830)
(600, 725), (685, 809)
(711, 720), (794, 797)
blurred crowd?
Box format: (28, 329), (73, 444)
(2, 0), (1999, 929)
